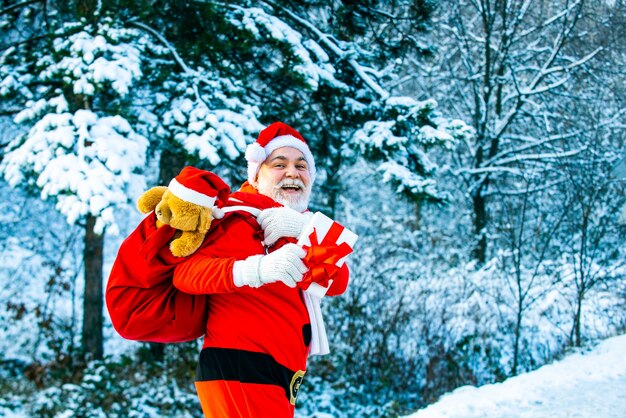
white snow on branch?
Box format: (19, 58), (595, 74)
(40, 23), (145, 97)
(259, 0), (386, 98)
(352, 120), (407, 156)
(161, 94), (263, 165)
(378, 160), (439, 198)
(489, 147), (585, 167)
(2, 102), (148, 235)
(226, 6), (346, 91)
(0, 49), (34, 99)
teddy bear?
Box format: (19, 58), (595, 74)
(137, 166), (230, 257)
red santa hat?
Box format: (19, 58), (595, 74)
(245, 122), (316, 184)
(168, 166), (230, 218)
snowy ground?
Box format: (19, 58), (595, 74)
(2, 335), (625, 417)
(406, 333), (626, 418)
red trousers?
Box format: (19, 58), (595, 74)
(195, 380), (295, 418)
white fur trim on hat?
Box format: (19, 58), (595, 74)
(245, 135), (317, 184)
(168, 178), (217, 208)
(245, 142), (266, 163)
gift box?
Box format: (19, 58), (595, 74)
(296, 211), (358, 355)
(297, 212), (358, 297)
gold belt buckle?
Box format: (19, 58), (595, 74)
(289, 370), (306, 405)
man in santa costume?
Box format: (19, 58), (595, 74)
(106, 122), (350, 417)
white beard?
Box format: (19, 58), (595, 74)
(256, 177), (311, 212)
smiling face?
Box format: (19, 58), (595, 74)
(252, 146), (312, 212)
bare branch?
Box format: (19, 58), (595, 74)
(0, 0), (42, 16)
(524, 48), (602, 94)
(0, 33), (49, 52)
(127, 20), (192, 74)
(492, 147), (585, 167)
(514, 0), (582, 41)
(486, 179), (567, 196)
(456, 165), (523, 176)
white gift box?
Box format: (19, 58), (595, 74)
(297, 211), (358, 297)
(297, 212), (358, 356)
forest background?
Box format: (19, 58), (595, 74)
(0, 0), (625, 416)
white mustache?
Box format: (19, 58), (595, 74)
(274, 179), (306, 190)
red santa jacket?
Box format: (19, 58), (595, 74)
(107, 182), (349, 415)
(172, 183), (349, 372)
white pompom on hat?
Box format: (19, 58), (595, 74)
(168, 166), (231, 218)
(245, 122), (316, 184)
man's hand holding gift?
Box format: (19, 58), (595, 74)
(258, 208), (357, 295)
(257, 206), (313, 246)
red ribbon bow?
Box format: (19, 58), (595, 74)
(299, 223), (353, 291)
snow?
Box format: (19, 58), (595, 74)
(378, 160), (439, 196)
(161, 94), (263, 164)
(227, 6), (346, 91)
(42, 26), (144, 97)
(0, 20), (151, 236)
(406, 333), (626, 418)
(348, 100), (465, 201)
(2, 108), (149, 235)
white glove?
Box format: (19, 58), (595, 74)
(257, 207), (313, 246)
(233, 244), (308, 288)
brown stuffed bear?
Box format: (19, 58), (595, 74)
(137, 166), (230, 257)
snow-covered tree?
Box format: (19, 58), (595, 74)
(0, 15), (150, 359)
(348, 98), (472, 211)
(400, 0), (626, 384)
(413, 0), (610, 262)
(117, 1), (464, 215)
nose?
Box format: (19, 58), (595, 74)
(285, 164), (299, 178)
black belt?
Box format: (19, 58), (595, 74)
(196, 347), (306, 405)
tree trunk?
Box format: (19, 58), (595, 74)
(317, 155), (342, 218)
(414, 200), (422, 230)
(158, 146), (187, 186)
(512, 304), (522, 375)
(324, 178), (340, 219)
(573, 290), (584, 347)
(76, 0), (98, 21)
(472, 190), (487, 263)
(149, 342), (166, 361)
(82, 214), (104, 360)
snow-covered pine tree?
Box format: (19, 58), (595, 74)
(127, 1), (465, 217)
(0, 13), (150, 360)
(347, 98), (473, 223)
